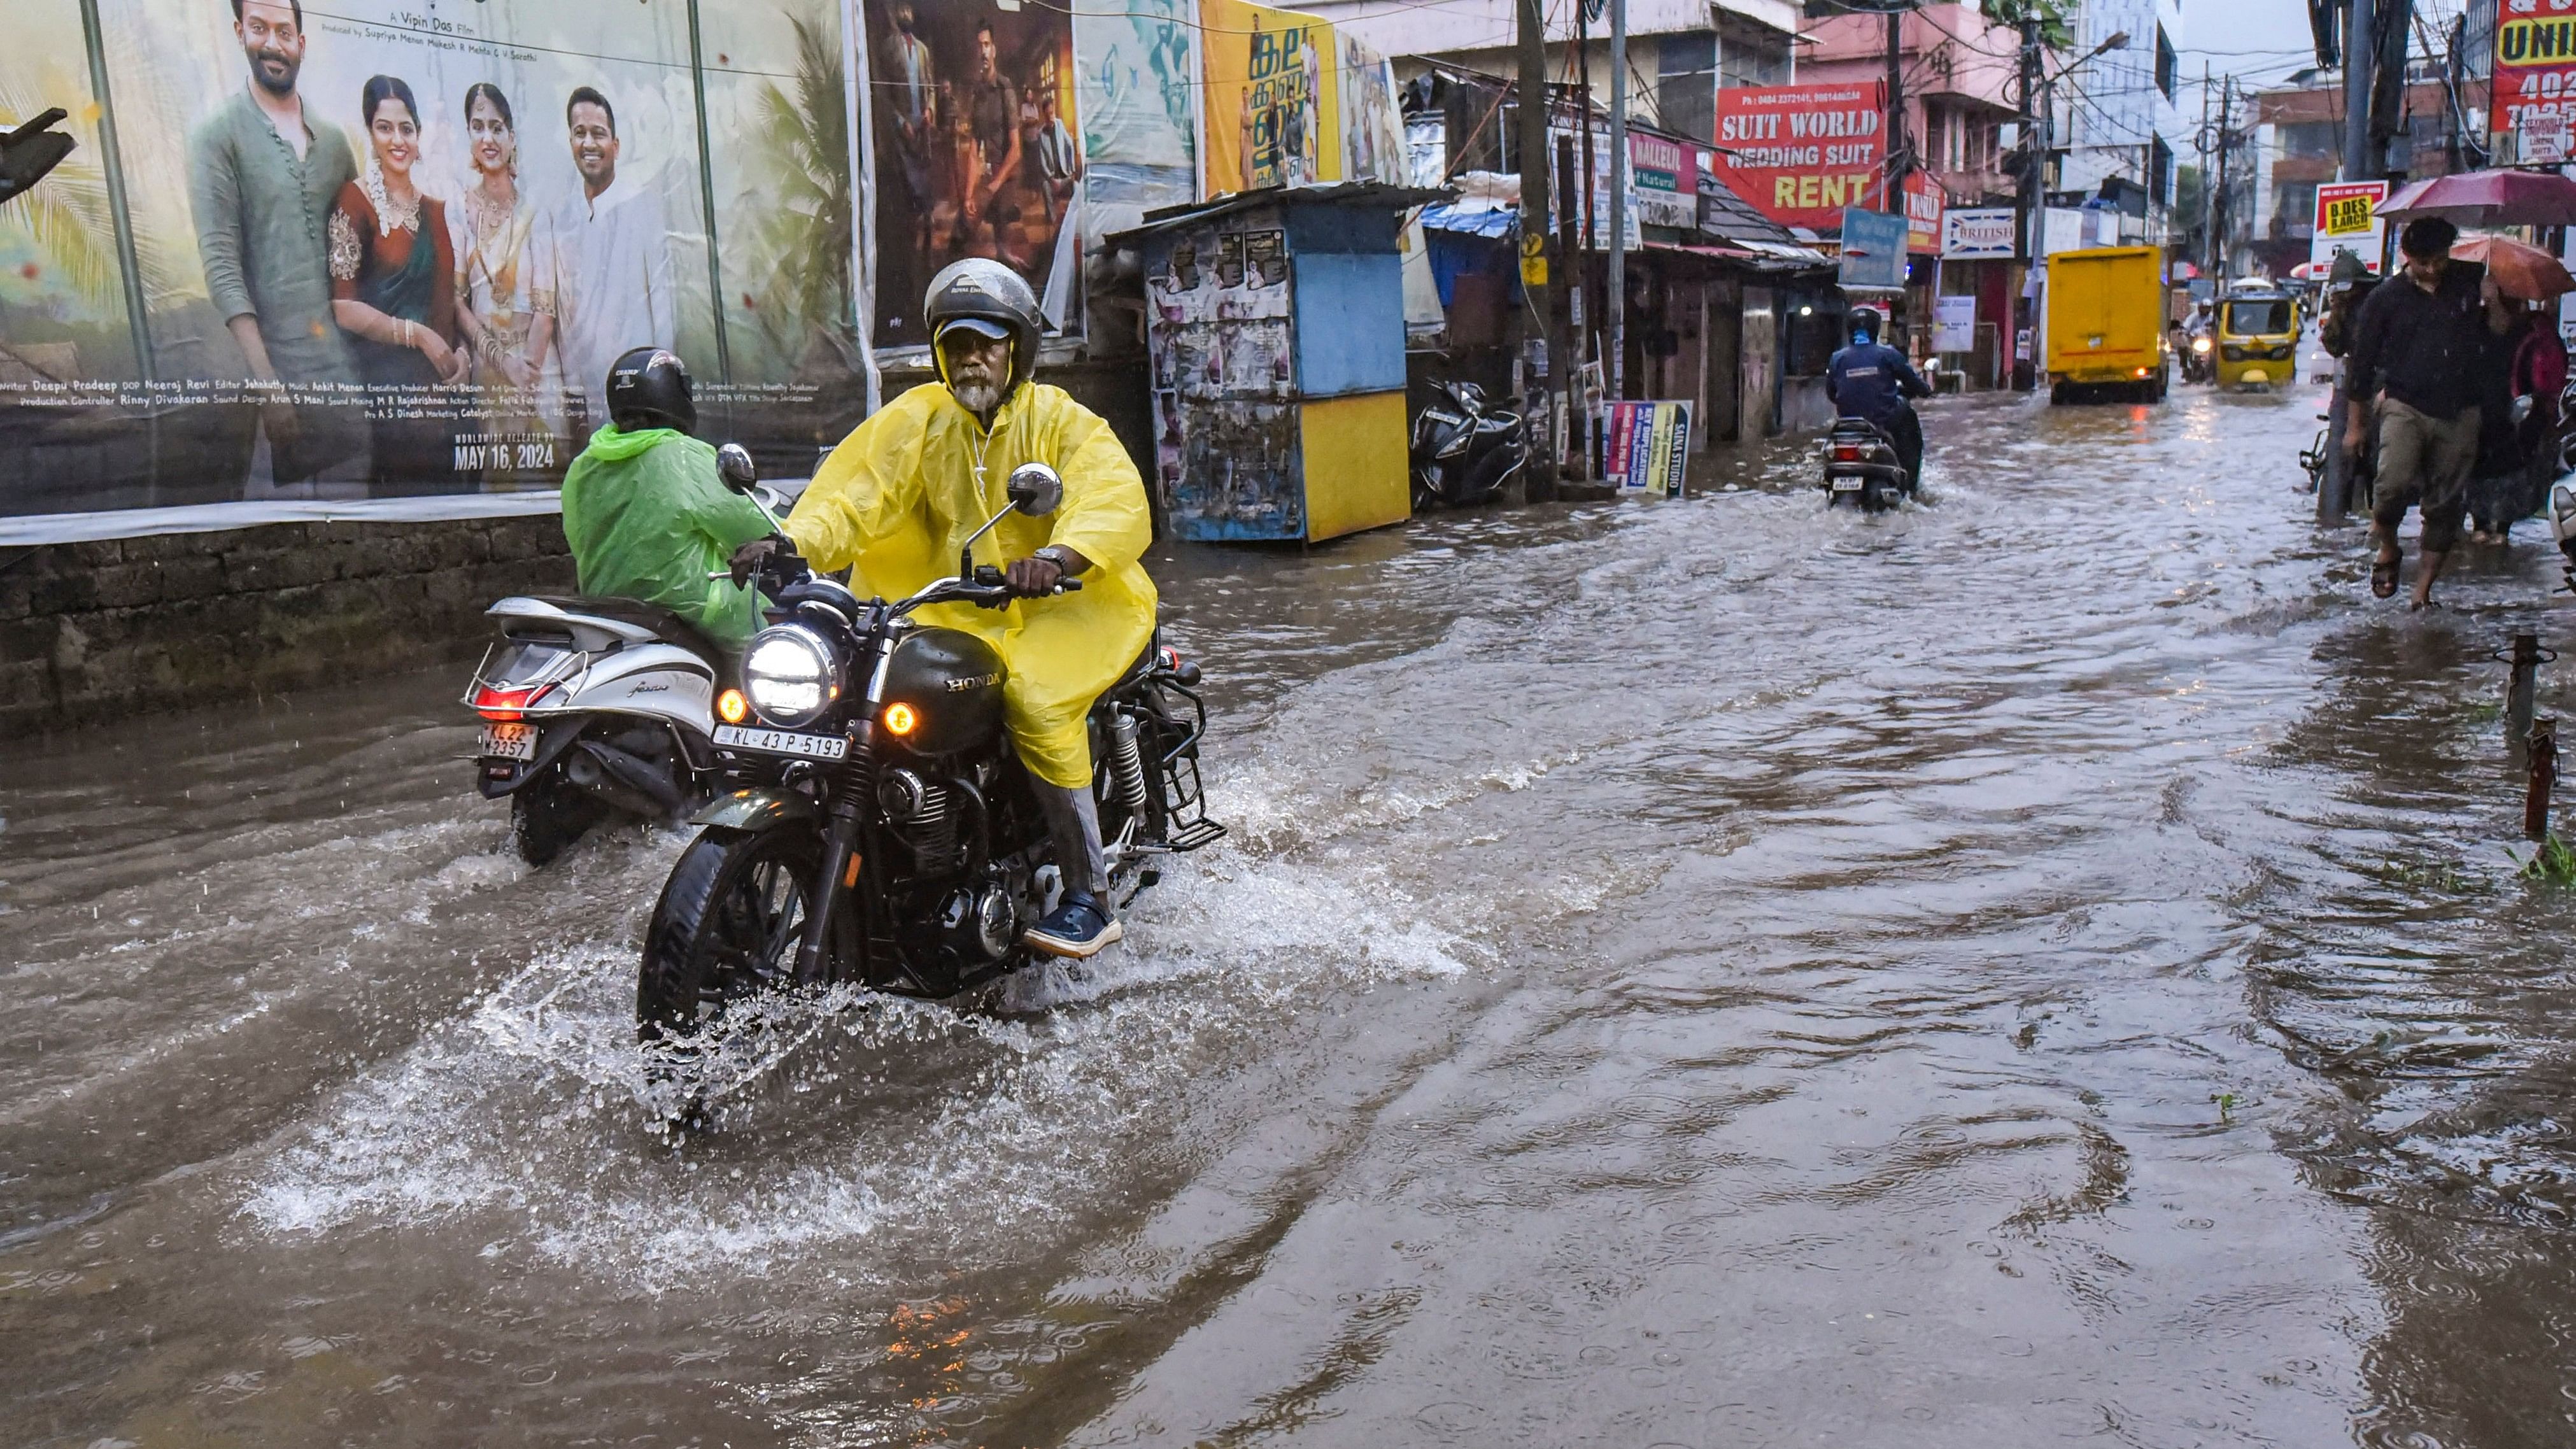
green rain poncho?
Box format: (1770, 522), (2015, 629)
(559, 425), (776, 649)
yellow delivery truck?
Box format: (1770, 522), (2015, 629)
(2045, 245), (2170, 404)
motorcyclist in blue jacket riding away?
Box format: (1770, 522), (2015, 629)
(1827, 306), (1932, 486)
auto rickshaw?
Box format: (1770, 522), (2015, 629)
(2215, 285), (2301, 390)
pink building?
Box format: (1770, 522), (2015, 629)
(1794, 3), (2021, 208)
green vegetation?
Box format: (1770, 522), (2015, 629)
(2511, 833), (2576, 886)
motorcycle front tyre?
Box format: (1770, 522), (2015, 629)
(638, 825), (853, 1048)
(513, 769), (605, 867)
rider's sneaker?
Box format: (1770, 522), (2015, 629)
(1024, 890), (1122, 958)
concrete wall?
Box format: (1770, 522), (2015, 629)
(0, 517), (573, 734)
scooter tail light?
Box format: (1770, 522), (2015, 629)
(473, 682), (554, 721)
(1832, 444), (1864, 462)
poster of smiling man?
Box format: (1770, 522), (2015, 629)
(864, 0), (1079, 353)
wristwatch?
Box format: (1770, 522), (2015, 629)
(1031, 544), (1084, 577)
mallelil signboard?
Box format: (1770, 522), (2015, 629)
(1711, 80), (1886, 233)
(1627, 131), (1701, 230)
(1941, 207), (2016, 259)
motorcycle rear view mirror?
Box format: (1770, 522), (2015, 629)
(716, 442), (758, 495)
(1006, 463), (1063, 517)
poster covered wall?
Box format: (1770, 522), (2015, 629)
(865, 0), (1077, 350)
(1711, 81), (1885, 234)
(1201, 0), (1341, 196)
(2, 0), (862, 517)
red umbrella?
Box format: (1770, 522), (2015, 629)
(2450, 233), (2576, 298)
(2378, 169), (2576, 227)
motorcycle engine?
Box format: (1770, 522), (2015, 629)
(878, 767), (960, 872)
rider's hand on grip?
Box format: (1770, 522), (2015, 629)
(728, 534), (799, 590)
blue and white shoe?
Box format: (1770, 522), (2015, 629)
(1024, 890), (1122, 959)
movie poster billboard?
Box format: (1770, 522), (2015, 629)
(1339, 32), (1405, 183)
(2495, 0), (2576, 138)
(1076, 0), (1196, 234)
(0, 0), (863, 519)
(1201, 0), (1340, 196)
(865, 0), (1079, 351)
(1711, 81), (1885, 234)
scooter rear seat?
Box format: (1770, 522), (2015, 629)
(527, 596), (732, 673)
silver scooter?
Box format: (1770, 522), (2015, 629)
(465, 444), (789, 865)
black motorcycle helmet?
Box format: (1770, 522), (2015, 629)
(1847, 305), (1884, 344)
(605, 346), (696, 435)
(924, 258), (1044, 402)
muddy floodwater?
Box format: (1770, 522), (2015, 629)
(13, 378), (2576, 1447)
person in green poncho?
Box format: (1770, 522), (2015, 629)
(558, 347), (776, 649)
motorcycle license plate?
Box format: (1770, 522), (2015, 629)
(713, 724), (849, 761)
(1830, 476), (1864, 491)
(478, 722), (537, 761)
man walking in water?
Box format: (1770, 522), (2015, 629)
(2344, 215), (2512, 608)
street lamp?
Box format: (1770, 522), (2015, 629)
(2056, 30), (2130, 80)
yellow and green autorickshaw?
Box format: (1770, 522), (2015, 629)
(2214, 286), (2301, 390)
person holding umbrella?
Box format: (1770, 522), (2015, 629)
(2342, 215), (2515, 607)
(2455, 234), (2575, 542)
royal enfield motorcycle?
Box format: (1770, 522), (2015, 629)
(1819, 416), (1911, 512)
(464, 448), (792, 865)
(635, 458), (1222, 1084)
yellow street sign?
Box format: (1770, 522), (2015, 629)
(1520, 232), (1548, 286)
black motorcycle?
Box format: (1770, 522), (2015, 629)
(636, 458), (1222, 1091)
(1819, 416), (1911, 512)
(1410, 379), (1527, 509)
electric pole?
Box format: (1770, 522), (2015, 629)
(1608, 0), (1628, 413)
(2213, 76), (2232, 283)
(1515, 0), (1560, 493)
(2198, 61), (2212, 276)
(1886, 4), (1908, 207)
(2342, 0), (2375, 185)
(2013, 13), (2041, 390)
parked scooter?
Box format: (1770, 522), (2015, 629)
(1410, 379), (1527, 509)
(637, 457), (1222, 1112)
(464, 445), (787, 866)
(1819, 416), (1912, 512)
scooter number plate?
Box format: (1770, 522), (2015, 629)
(1829, 476), (1864, 491)
(713, 724), (849, 761)
(478, 722), (538, 761)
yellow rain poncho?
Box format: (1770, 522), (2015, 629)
(784, 381), (1157, 789)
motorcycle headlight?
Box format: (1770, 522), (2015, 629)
(2191, 337), (2211, 354)
(744, 625), (839, 728)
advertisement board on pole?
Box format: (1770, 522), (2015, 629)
(1837, 208), (1909, 291)
(1710, 81), (1885, 234)
(2309, 180), (2388, 271)
(1940, 207), (2016, 259)
(1198, 0), (1340, 197)
(1933, 294), (1977, 353)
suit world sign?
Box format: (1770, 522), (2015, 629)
(1711, 81), (1886, 233)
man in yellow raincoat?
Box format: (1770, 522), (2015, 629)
(735, 258), (1154, 958)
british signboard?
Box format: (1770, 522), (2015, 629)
(1711, 80), (1887, 233)
(1941, 207), (2017, 259)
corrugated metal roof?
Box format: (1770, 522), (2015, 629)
(1104, 181), (1455, 246)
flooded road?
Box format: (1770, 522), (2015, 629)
(11, 377), (2576, 1446)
